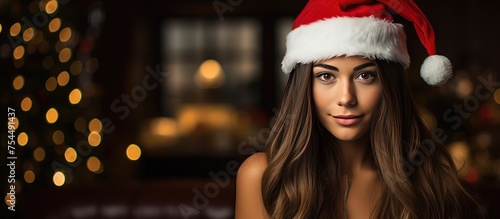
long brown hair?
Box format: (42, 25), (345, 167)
(261, 60), (485, 218)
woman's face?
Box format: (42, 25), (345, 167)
(312, 56), (382, 142)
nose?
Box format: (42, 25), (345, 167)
(337, 80), (357, 107)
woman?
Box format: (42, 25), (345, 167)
(236, 0), (485, 218)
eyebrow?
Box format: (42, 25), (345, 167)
(313, 62), (376, 71)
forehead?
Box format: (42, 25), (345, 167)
(313, 56), (377, 72)
(315, 56), (374, 65)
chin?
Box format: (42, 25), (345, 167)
(326, 127), (369, 142)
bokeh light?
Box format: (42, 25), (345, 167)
(21, 97), (32, 111)
(126, 144), (141, 161)
(49, 18), (61, 32)
(53, 171), (65, 186)
(46, 108), (58, 124)
(10, 23), (21, 36)
(18, 132), (28, 146)
(195, 59), (225, 88)
(23, 27), (35, 42)
(52, 130), (65, 145)
(69, 88), (82, 104)
(449, 141), (470, 176)
(88, 131), (101, 147)
(87, 156), (102, 173)
(13, 75), (24, 90)
(24, 170), (35, 183)
(59, 47), (71, 63)
(59, 27), (72, 42)
(64, 147), (77, 163)
(13, 45), (25, 60)
(57, 71), (70, 86)
(456, 78), (473, 98)
(34, 147), (46, 162)
(9, 117), (19, 130)
(70, 60), (83, 75)
(45, 0), (58, 14)
(5, 194), (14, 207)
(89, 118), (102, 132)
(45, 76), (57, 91)
(494, 88), (500, 104)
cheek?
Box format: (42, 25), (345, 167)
(359, 86), (382, 110)
(312, 82), (331, 111)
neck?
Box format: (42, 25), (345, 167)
(338, 134), (372, 177)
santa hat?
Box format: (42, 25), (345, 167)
(281, 0), (452, 86)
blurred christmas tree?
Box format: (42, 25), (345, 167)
(1, 0), (105, 198)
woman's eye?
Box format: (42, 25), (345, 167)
(356, 72), (375, 82)
(316, 73), (335, 82)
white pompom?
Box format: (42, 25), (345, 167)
(420, 55), (452, 86)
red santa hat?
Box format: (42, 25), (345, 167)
(281, 0), (452, 86)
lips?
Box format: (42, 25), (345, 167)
(331, 114), (364, 126)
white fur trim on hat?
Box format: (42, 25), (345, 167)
(281, 16), (410, 73)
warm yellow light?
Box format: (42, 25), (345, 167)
(45, 0), (58, 14)
(53, 171), (65, 186)
(13, 75), (24, 90)
(88, 131), (101, 147)
(89, 118), (102, 132)
(126, 144), (141, 161)
(10, 23), (21, 36)
(45, 76), (57, 91)
(24, 170), (35, 183)
(150, 117), (178, 137)
(69, 88), (82, 104)
(70, 61), (83, 75)
(10, 117), (19, 130)
(49, 18), (61, 32)
(64, 147), (77, 163)
(18, 132), (28, 146)
(74, 117), (86, 132)
(57, 71), (70, 86)
(59, 47), (71, 63)
(449, 141), (470, 176)
(5, 193), (16, 207)
(46, 108), (58, 124)
(13, 45), (25, 60)
(0, 23), (2, 33)
(494, 89), (500, 104)
(59, 27), (72, 42)
(23, 27), (35, 42)
(87, 156), (101, 173)
(201, 60), (220, 79)
(34, 147), (46, 162)
(456, 78), (473, 98)
(195, 59), (225, 88)
(21, 97), (32, 111)
(52, 130), (65, 145)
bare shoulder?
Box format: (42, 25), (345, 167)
(235, 152), (269, 219)
(238, 152), (268, 178)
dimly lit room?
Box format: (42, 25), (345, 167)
(1, 0), (500, 218)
